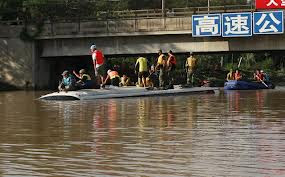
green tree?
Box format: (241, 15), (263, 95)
(0, 0), (23, 21)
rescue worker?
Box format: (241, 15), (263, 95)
(185, 52), (197, 87)
(73, 69), (93, 89)
(226, 69), (235, 81)
(234, 69), (242, 81)
(119, 74), (132, 87)
(90, 44), (106, 86)
(155, 49), (167, 88)
(102, 69), (120, 87)
(261, 70), (270, 82)
(146, 65), (158, 88)
(135, 56), (148, 87)
(167, 50), (177, 89)
(254, 69), (264, 82)
(58, 70), (77, 92)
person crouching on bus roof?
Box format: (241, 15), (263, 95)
(90, 44), (106, 85)
(119, 74), (132, 87)
(73, 69), (93, 89)
(146, 65), (159, 88)
(58, 70), (77, 92)
(102, 69), (120, 87)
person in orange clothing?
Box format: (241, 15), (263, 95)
(234, 69), (242, 81)
(167, 50), (177, 89)
(254, 69), (264, 82)
(102, 69), (120, 87)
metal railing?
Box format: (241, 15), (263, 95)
(85, 5), (255, 20)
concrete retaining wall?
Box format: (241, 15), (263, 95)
(0, 25), (35, 89)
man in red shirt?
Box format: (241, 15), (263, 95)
(90, 44), (106, 86)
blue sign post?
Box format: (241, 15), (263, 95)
(192, 14), (221, 37)
(253, 11), (284, 35)
(222, 12), (252, 37)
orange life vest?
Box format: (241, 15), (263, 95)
(168, 54), (177, 65)
(157, 54), (165, 65)
(256, 73), (264, 81)
(108, 71), (119, 79)
(235, 72), (241, 80)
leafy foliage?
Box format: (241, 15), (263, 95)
(0, 0), (252, 21)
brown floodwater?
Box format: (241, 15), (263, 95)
(0, 88), (285, 176)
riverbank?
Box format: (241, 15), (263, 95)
(0, 81), (20, 91)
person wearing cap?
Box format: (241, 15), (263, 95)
(90, 44), (106, 85)
(135, 56), (148, 87)
(73, 69), (93, 89)
(185, 52), (197, 87)
(102, 69), (120, 87)
(167, 50), (177, 89)
(254, 69), (264, 82)
(155, 49), (167, 88)
(58, 70), (77, 92)
(260, 70), (270, 82)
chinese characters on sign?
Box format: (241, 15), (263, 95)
(222, 13), (252, 37)
(256, 0), (285, 9)
(192, 14), (221, 37)
(192, 11), (284, 37)
(254, 11), (284, 34)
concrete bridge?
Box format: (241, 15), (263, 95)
(38, 10), (285, 58)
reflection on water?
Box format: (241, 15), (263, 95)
(0, 89), (285, 176)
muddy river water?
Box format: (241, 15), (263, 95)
(0, 88), (285, 176)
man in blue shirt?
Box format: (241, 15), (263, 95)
(58, 70), (77, 92)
